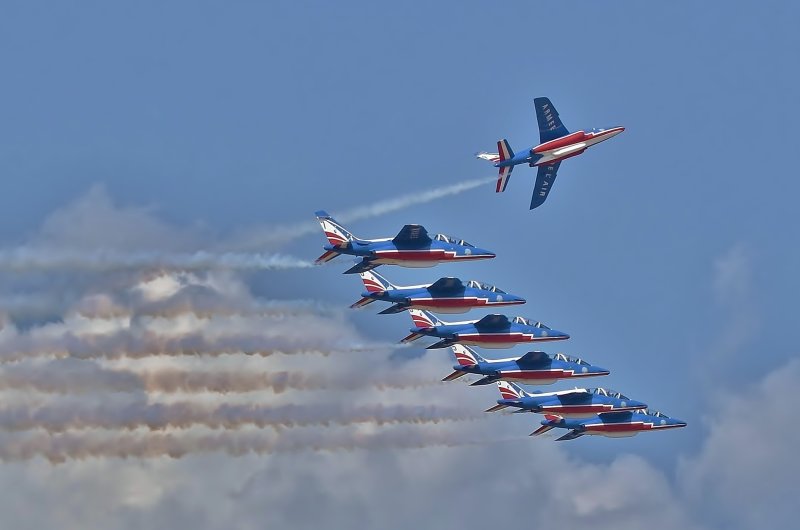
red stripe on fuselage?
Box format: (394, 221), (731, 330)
(457, 333), (568, 344)
(533, 131), (588, 153)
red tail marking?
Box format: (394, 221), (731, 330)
(411, 313), (434, 328)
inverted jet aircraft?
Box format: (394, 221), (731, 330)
(442, 344), (608, 385)
(401, 309), (569, 349)
(351, 271), (526, 314)
(532, 409), (687, 441)
(315, 211), (495, 274)
(486, 381), (646, 417)
(477, 97), (624, 209)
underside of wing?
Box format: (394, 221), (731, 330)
(534, 97), (570, 144)
(530, 162), (560, 210)
(555, 429), (584, 441)
(344, 259), (380, 275)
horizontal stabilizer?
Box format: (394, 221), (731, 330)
(442, 370), (468, 382)
(555, 430), (584, 442)
(378, 303), (409, 315)
(476, 152), (501, 163)
(400, 332), (425, 344)
(530, 424), (554, 436)
(496, 165), (513, 193)
(350, 297), (376, 309)
(344, 259), (380, 275)
(315, 249), (341, 264)
(485, 403), (508, 413)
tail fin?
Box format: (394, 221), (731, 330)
(497, 380), (527, 400)
(359, 271), (395, 293)
(451, 344), (485, 366)
(315, 210), (358, 247)
(408, 309), (442, 329)
(495, 139), (514, 193)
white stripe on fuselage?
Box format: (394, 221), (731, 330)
(533, 129), (622, 166)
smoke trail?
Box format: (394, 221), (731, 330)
(0, 426), (516, 463)
(0, 345), (386, 364)
(0, 249), (313, 272)
(235, 176), (496, 247)
(0, 363), (441, 394)
(0, 315), (393, 363)
(0, 402), (480, 432)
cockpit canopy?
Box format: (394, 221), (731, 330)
(590, 388), (629, 400)
(511, 316), (549, 329)
(433, 233), (474, 247)
(553, 353), (589, 365)
(466, 280), (505, 293)
(644, 409), (670, 418)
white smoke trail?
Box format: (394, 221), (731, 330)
(0, 312), (394, 363)
(0, 364), (441, 394)
(0, 426), (515, 463)
(0, 249), (313, 272)
(0, 402), (480, 432)
(235, 176), (496, 247)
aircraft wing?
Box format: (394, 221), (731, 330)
(534, 97), (570, 144)
(392, 224), (432, 246)
(516, 351), (549, 365)
(428, 277), (464, 293)
(529, 162), (560, 210)
(474, 314), (511, 330)
(555, 429), (584, 441)
(344, 259), (380, 274)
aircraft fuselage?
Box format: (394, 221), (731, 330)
(498, 127), (625, 168)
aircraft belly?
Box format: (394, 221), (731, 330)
(457, 333), (532, 348)
(501, 370), (568, 382)
(587, 422), (646, 436)
(413, 297), (484, 312)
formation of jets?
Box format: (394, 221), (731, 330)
(315, 96), (685, 442)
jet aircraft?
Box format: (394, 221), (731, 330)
(532, 409), (687, 440)
(315, 211), (495, 274)
(486, 381), (646, 416)
(351, 271), (526, 314)
(442, 344), (609, 385)
(477, 97), (624, 209)
(401, 309), (569, 349)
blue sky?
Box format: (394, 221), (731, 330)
(0, 1), (798, 528)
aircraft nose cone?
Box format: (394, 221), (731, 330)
(631, 400), (648, 410)
(593, 367), (611, 376)
(674, 420), (688, 428)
